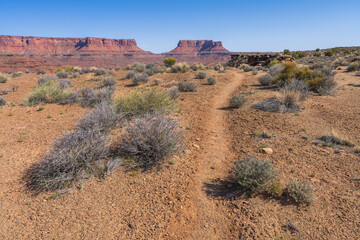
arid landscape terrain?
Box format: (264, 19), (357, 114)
(0, 40), (360, 239)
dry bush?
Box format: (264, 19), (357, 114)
(0, 89), (11, 95)
(103, 77), (117, 86)
(232, 155), (278, 192)
(37, 69), (46, 75)
(178, 81), (198, 92)
(56, 71), (70, 79)
(167, 87), (180, 100)
(58, 79), (72, 89)
(207, 76), (217, 85)
(0, 74), (8, 83)
(25, 104), (124, 192)
(229, 94), (246, 108)
(126, 70), (136, 79)
(12, 72), (22, 78)
(132, 73), (149, 85)
(320, 130), (354, 147)
(285, 180), (313, 205)
(78, 86), (115, 108)
(154, 79), (164, 85)
(112, 113), (183, 169)
(258, 74), (274, 86)
(347, 62), (360, 72)
(114, 88), (175, 117)
(95, 68), (106, 76)
(0, 97), (6, 106)
(196, 71), (207, 79)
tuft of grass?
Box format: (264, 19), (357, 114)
(232, 154), (278, 192)
(268, 182), (283, 197)
(114, 88), (175, 117)
(285, 180), (313, 205)
(320, 130), (355, 147)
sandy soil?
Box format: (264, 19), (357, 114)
(0, 68), (359, 239)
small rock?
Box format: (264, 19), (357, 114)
(262, 148), (273, 154)
(193, 144), (200, 148)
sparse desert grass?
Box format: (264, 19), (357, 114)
(252, 90), (302, 113)
(170, 63), (190, 73)
(112, 112), (183, 169)
(229, 94), (246, 108)
(177, 81), (198, 92)
(114, 88), (175, 117)
(232, 154), (278, 192)
(25, 104), (124, 192)
(285, 180), (313, 205)
(167, 87), (180, 100)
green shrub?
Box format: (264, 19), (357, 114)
(114, 88), (175, 117)
(283, 49), (291, 55)
(24, 80), (70, 106)
(325, 50), (335, 57)
(267, 60), (280, 68)
(229, 94), (246, 108)
(292, 51), (308, 59)
(347, 62), (360, 72)
(313, 52), (321, 57)
(0, 74), (8, 83)
(163, 57), (176, 67)
(232, 155), (278, 192)
(285, 180), (313, 204)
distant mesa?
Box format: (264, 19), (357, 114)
(168, 40), (230, 54)
(0, 35), (232, 70)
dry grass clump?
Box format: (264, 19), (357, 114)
(284, 180), (313, 205)
(112, 113), (183, 170)
(320, 130), (355, 147)
(178, 81), (198, 92)
(170, 63), (190, 73)
(232, 155), (278, 192)
(78, 86), (115, 108)
(25, 104), (124, 192)
(114, 88), (175, 117)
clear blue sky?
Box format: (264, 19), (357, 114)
(1, 0), (359, 53)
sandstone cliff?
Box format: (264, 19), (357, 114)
(168, 40), (230, 54)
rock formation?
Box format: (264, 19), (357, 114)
(167, 40), (230, 54)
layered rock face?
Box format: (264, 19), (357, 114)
(168, 40), (230, 54)
(0, 36), (231, 70)
(0, 36), (148, 55)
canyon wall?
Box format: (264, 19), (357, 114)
(0, 36), (231, 71)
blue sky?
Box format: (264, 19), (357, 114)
(0, 0), (359, 53)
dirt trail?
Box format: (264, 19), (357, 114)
(192, 72), (245, 239)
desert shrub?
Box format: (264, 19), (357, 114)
(258, 74), (273, 86)
(154, 79), (164, 85)
(196, 71), (207, 79)
(80, 68), (93, 74)
(65, 66), (75, 72)
(214, 63), (223, 71)
(126, 70), (136, 79)
(37, 69), (46, 75)
(145, 69), (155, 76)
(177, 81), (198, 92)
(114, 88), (175, 117)
(325, 50), (335, 57)
(95, 68), (106, 76)
(167, 87), (180, 100)
(269, 64), (283, 77)
(58, 79), (72, 89)
(103, 77), (117, 86)
(24, 80), (70, 106)
(267, 60), (280, 68)
(244, 66), (254, 72)
(56, 71), (70, 79)
(112, 113), (183, 169)
(232, 155), (278, 192)
(0, 89), (11, 95)
(274, 62), (297, 85)
(285, 181), (313, 204)
(132, 63), (146, 73)
(190, 65), (198, 71)
(347, 62), (360, 72)
(281, 80), (309, 99)
(207, 76), (217, 85)
(170, 63), (190, 73)
(79, 86), (115, 108)
(0, 74), (8, 83)
(25, 104), (123, 192)
(283, 49), (291, 55)
(229, 94), (246, 108)
(71, 72), (80, 78)
(252, 98), (282, 112)
(268, 182), (283, 197)
(313, 52), (321, 57)
(132, 73), (149, 85)
(38, 76), (59, 85)
(12, 72), (22, 78)
(164, 57), (176, 67)
(60, 91), (79, 105)
(25, 69), (30, 73)
(252, 69), (259, 75)
(320, 131), (354, 147)
(292, 51), (308, 59)
(0, 97), (7, 106)
(197, 64), (206, 70)
(55, 68), (63, 73)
